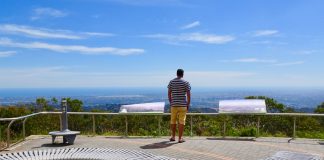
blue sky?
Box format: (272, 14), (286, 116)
(0, 0), (324, 88)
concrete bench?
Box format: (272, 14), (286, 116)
(0, 148), (172, 160)
(49, 131), (80, 144)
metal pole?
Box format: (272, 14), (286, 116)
(223, 121), (226, 138)
(7, 120), (16, 148)
(92, 115), (96, 135)
(23, 118), (28, 140)
(125, 115), (128, 137)
(190, 115), (193, 137)
(158, 116), (161, 137)
(293, 116), (297, 138)
(288, 116), (297, 143)
(257, 116), (260, 138)
(61, 99), (68, 131)
(59, 115), (62, 131)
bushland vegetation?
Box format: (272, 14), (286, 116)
(1, 96), (324, 149)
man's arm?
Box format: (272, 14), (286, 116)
(168, 88), (172, 105)
(186, 90), (191, 111)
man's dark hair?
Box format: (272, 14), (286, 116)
(177, 69), (184, 77)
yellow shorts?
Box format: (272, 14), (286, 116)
(170, 107), (187, 125)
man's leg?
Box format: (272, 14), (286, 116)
(178, 124), (184, 140)
(171, 124), (176, 139)
(170, 107), (177, 140)
(178, 107), (187, 142)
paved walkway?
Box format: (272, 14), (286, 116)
(1, 135), (324, 160)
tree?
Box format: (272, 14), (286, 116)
(314, 102), (324, 113)
(51, 97), (58, 105)
(36, 97), (50, 111)
(49, 97), (59, 111)
(245, 96), (286, 113)
(67, 98), (83, 112)
(283, 107), (296, 113)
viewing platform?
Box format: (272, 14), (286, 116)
(1, 110), (324, 159)
(1, 135), (324, 160)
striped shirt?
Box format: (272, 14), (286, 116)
(168, 78), (191, 107)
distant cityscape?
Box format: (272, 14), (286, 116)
(0, 88), (324, 113)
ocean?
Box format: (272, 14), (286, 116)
(0, 87), (324, 111)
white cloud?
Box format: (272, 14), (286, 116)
(253, 30), (279, 37)
(222, 58), (305, 66)
(31, 7), (68, 20)
(0, 24), (114, 39)
(222, 58), (305, 67)
(0, 24), (80, 39)
(107, 0), (188, 7)
(0, 38), (144, 56)
(273, 61), (304, 66)
(292, 50), (319, 55)
(250, 41), (272, 44)
(82, 32), (115, 37)
(221, 58), (277, 63)
(0, 51), (16, 57)
(144, 33), (235, 44)
(181, 21), (200, 29)
(186, 71), (255, 78)
(232, 58), (277, 63)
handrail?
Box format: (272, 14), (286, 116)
(1, 112), (324, 120)
(55, 112), (324, 116)
(0, 113), (41, 121)
(1, 111), (324, 150)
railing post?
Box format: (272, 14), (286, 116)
(158, 116), (161, 137)
(59, 114), (62, 131)
(125, 115), (128, 137)
(257, 116), (260, 138)
(190, 115), (193, 137)
(293, 116), (297, 138)
(288, 116), (297, 143)
(223, 121), (226, 138)
(92, 115), (96, 135)
(7, 120), (16, 148)
(23, 118), (28, 140)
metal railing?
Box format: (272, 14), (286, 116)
(1, 112), (324, 149)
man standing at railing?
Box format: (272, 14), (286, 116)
(168, 69), (191, 143)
